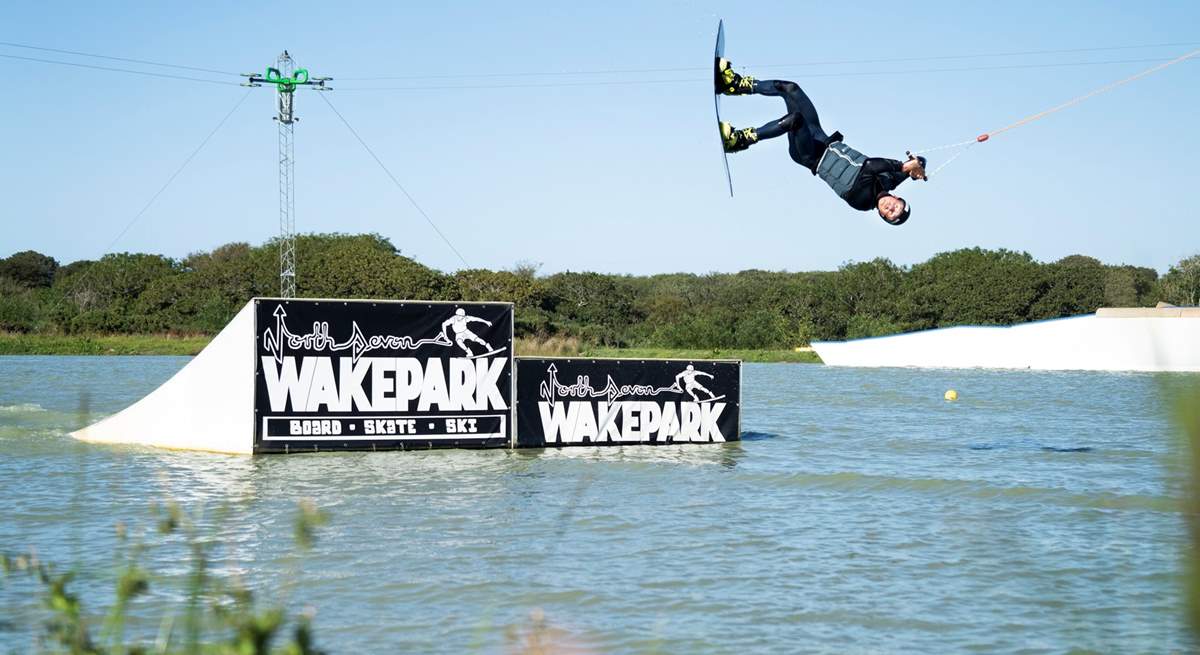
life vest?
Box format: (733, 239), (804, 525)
(815, 142), (866, 199)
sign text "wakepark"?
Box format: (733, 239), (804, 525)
(261, 356), (508, 412)
(253, 299), (513, 452)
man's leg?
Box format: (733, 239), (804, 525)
(455, 333), (474, 356)
(753, 80), (829, 141)
(692, 382), (717, 400)
(744, 113), (823, 172)
(740, 81), (827, 171)
(466, 332), (494, 352)
(754, 112), (801, 141)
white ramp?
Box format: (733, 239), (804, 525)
(72, 301), (256, 454)
(813, 310), (1200, 372)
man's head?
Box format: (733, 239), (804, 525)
(876, 193), (910, 225)
(455, 308), (465, 317)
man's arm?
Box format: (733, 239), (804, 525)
(861, 158), (910, 193)
(902, 157), (927, 180)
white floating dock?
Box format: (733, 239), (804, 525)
(812, 307), (1200, 372)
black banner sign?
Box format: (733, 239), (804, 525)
(253, 298), (513, 453)
(515, 358), (741, 447)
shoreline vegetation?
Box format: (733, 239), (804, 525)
(2, 234), (1197, 360)
(0, 332), (213, 356)
(0, 331), (823, 362)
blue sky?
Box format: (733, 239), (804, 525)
(2, 1), (1198, 275)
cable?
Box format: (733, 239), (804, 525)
(316, 93), (471, 268)
(334, 77), (697, 91)
(100, 89), (254, 252)
(0, 40), (240, 76)
(986, 49), (1200, 139)
(755, 41), (1200, 70)
(3, 35), (1194, 88)
(3, 39), (1190, 92)
(0, 52), (241, 86)
(796, 56), (1186, 78)
(334, 56), (1188, 91)
(50, 89), (253, 314)
(915, 48), (1200, 175)
(338, 41), (1200, 81)
(925, 142), (979, 178)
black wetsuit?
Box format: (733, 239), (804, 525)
(752, 79), (909, 211)
(839, 158), (910, 211)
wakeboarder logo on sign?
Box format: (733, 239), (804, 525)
(252, 299), (513, 453)
(516, 358), (741, 447)
(262, 304), (508, 364)
(441, 308), (506, 359)
(538, 363), (726, 405)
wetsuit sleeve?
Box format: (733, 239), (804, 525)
(861, 158), (909, 194)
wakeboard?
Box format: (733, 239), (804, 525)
(714, 19), (733, 197)
(466, 347), (508, 360)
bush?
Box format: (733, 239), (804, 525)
(903, 248), (1048, 326)
(0, 277), (43, 332)
(0, 250), (58, 288)
(733, 310), (792, 348)
(1029, 255), (1106, 319)
(845, 314), (903, 339)
(1161, 254), (1200, 306)
(1104, 265), (1158, 307)
(0, 238), (1184, 349)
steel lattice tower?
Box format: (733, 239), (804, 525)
(242, 52), (330, 299)
(275, 52), (297, 299)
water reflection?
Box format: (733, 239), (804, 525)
(517, 442), (744, 469)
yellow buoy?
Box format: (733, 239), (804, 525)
(944, 389), (959, 401)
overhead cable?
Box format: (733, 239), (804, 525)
(0, 52), (241, 85)
(334, 56), (1191, 91)
(0, 39), (240, 76)
(317, 93), (471, 268)
(49, 89), (253, 313)
(338, 41), (1200, 81)
(914, 48), (1200, 177)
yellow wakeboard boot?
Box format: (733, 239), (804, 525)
(720, 121), (758, 153)
(715, 58), (755, 96)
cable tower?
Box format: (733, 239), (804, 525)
(242, 51), (330, 298)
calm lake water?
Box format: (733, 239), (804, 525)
(0, 356), (1190, 653)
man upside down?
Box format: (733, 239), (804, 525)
(716, 59), (927, 225)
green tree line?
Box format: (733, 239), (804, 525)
(2, 234), (1197, 347)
